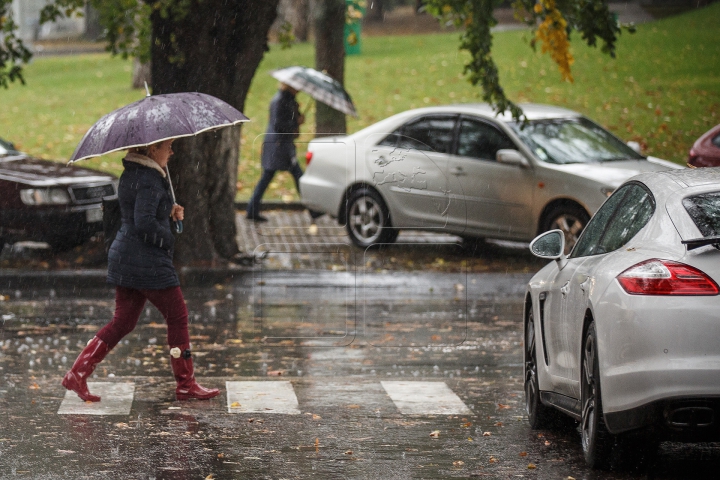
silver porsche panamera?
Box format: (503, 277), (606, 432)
(299, 104), (682, 249)
(525, 168), (720, 468)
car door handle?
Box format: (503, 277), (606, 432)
(560, 281), (569, 296)
(450, 167), (466, 176)
(580, 277), (591, 292)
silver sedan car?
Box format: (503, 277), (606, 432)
(300, 104), (682, 250)
(525, 168), (720, 468)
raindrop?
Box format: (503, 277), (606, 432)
(148, 337), (157, 345)
(29, 360), (35, 367)
(53, 339), (59, 346)
(135, 359), (141, 366)
(108, 373), (115, 378)
(15, 290), (21, 299)
(49, 289), (56, 298)
(61, 356), (67, 364)
(433, 365), (439, 371)
(297, 370), (302, 376)
(145, 308), (152, 317)
(25, 337), (32, 343)
(48, 358), (52, 366)
(370, 369), (376, 375)
(210, 306), (217, 317)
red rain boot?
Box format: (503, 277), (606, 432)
(61, 336), (110, 402)
(170, 345), (220, 400)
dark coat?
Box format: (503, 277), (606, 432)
(261, 89), (301, 171)
(107, 159), (179, 290)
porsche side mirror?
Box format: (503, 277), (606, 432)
(530, 229), (566, 261)
(496, 149), (530, 168)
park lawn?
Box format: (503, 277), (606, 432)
(1, 2), (718, 202)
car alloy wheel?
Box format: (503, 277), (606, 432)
(580, 321), (613, 468)
(346, 188), (397, 248)
(543, 205), (589, 255)
(525, 308), (559, 429)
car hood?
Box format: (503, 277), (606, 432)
(0, 155), (115, 187)
(553, 157), (683, 188)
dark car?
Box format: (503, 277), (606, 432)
(688, 123), (720, 167)
(0, 138), (117, 252)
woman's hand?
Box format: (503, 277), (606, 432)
(171, 204), (184, 221)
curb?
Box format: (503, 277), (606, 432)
(0, 266), (256, 290)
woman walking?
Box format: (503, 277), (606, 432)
(62, 139), (219, 402)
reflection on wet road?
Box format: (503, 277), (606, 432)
(1, 272), (719, 478)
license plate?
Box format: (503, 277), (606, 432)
(86, 207), (103, 223)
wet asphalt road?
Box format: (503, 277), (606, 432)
(2, 271), (720, 479)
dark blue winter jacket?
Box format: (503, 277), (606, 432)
(107, 158), (179, 289)
(261, 89), (301, 171)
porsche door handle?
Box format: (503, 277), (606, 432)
(580, 277), (591, 292)
(450, 167), (466, 176)
(560, 281), (569, 296)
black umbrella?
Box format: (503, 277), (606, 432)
(270, 66), (358, 117)
(69, 87), (250, 233)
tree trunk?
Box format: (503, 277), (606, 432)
(131, 57), (151, 90)
(150, 0), (279, 265)
(294, 0), (310, 42)
(314, 0), (346, 137)
(366, 0), (384, 22)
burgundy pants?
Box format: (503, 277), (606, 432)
(96, 286), (190, 349)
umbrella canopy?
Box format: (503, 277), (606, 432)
(69, 92), (249, 163)
(270, 66), (358, 117)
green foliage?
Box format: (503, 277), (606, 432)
(0, 0), (33, 87)
(424, 0), (632, 120)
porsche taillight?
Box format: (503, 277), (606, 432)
(617, 259), (719, 296)
(305, 151), (313, 165)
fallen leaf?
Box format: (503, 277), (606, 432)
(429, 430), (440, 438)
(494, 422), (503, 427)
(344, 450), (353, 455)
(347, 404), (360, 409)
(528, 463), (537, 469)
(453, 460), (465, 466)
(230, 402), (241, 408)
(312, 414), (321, 420)
(497, 403), (511, 410)
(488, 456), (497, 463)
(205, 475), (215, 480)
(461, 422), (472, 428)
(544, 440), (551, 446)
(217, 453), (224, 458)
(267, 370), (284, 376)
(28, 383), (39, 390)
(482, 432), (491, 436)
(519, 451), (528, 457)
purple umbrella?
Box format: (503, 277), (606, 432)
(69, 88), (249, 234)
(69, 90), (249, 162)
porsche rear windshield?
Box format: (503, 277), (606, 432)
(683, 192), (720, 237)
(509, 118), (645, 165)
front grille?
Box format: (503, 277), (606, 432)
(70, 184), (115, 204)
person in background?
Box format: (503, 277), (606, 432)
(246, 83), (320, 222)
(62, 139), (220, 402)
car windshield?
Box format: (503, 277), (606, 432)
(682, 192), (720, 237)
(509, 117), (645, 165)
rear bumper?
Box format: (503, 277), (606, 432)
(605, 396), (720, 440)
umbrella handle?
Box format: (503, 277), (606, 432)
(174, 219), (183, 234)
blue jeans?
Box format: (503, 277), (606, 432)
(246, 163), (303, 218)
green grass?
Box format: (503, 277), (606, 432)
(1, 3), (718, 201)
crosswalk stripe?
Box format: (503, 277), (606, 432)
(381, 381), (472, 415)
(226, 381), (300, 414)
(57, 382), (135, 415)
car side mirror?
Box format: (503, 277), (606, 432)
(529, 229), (566, 261)
(496, 149), (530, 168)
(627, 141), (642, 154)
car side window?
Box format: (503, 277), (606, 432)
(397, 116), (457, 153)
(571, 184), (655, 258)
(456, 118), (516, 160)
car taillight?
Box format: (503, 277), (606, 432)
(617, 259), (719, 296)
(305, 151), (313, 165)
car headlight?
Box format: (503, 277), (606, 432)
(20, 188), (71, 205)
(600, 187), (615, 198)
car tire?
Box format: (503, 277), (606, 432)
(581, 321), (614, 469)
(345, 188), (398, 248)
(541, 204), (590, 255)
(525, 309), (564, 429)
